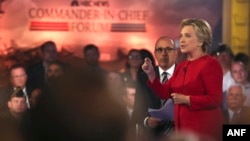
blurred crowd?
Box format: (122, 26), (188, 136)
(0, 39), (249, 141)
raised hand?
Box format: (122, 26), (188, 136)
(142, 58), (156, 82)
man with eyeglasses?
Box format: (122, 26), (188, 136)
(131, 36), (179, 140)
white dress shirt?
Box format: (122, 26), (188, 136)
(158, 64), (175, 81)
(223, 71), (235, 93)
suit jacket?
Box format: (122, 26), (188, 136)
(0, 86), (33, 111)
(27, 60), (70, 88)
(27, 61), (46, 89)
(223, 107), (250, 124)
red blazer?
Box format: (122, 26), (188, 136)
(149, 55), (223, 141)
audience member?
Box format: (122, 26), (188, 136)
(6, 88), (28, 120)
(215, 44), (235, 109)
(47, 61), (65, 78)
(234, 52), (250, 82)
(82, 44), (107, 76)
(142, 18), (224, 141)
(106, 71), (135, 141)
(223, 84), (250, 124)
(120, 49), (143, 88)
(234, 52), (249, 66)
(123, 85), (136, 119)
(27, 41), (69, 88)
(0, 64), (32, 111)
(46, 61), (67, 87)
(122, 83), (137, 141)
(231, 60), (250, 107)
(119, 49), (144, 137)
(0, 88), (31, 141)
(216, 44), (235, 91)
(29, 88), (42, 110)
(132, 36), (178, 141)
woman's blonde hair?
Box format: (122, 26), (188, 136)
(180, 18), (212, 53)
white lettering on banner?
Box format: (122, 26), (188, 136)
(79, 0), (109, 7)
(28, 8), (149, 21)
(28, 8), (149, 32)
(71, 22), (109, 32)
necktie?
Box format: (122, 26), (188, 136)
(23, 89), (31, 109)
(231, 112), (239, 124)
(161, 72), (168, 84)
(15, 87), (30, 109)
(161, 72), (168, 106)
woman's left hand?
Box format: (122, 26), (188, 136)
(171, 93), (190, 105)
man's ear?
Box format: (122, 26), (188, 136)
(7, 101), (11, 109)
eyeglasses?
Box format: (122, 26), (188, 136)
(128, 55), (141, 60)
(155, 47), (175, 53)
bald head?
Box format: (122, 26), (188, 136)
(154, 36), (178, 70)
(227, 84), (246, 111)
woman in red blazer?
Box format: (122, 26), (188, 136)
(142, 18), (223, 141)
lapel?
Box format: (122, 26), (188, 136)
(11, 86), (32, 98)
(225, 110), (230, 124)
(25, 86), (32, 98)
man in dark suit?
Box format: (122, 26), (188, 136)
(27, 41), (69, 89)
(223, 83), (250, 124)
(131, 36), (179, 140)
(0, 64), (32, 111)
(82, 44), (107, 77)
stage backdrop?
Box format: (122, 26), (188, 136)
(0, 0), (222, 61)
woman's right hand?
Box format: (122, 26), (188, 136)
(146, 117), (162, 128)
(142, 58), (156, 82)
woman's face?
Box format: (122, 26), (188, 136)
(128, 51), (143, 68)
(231, 62), (248, 84)
(179, 25), (203, 54)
